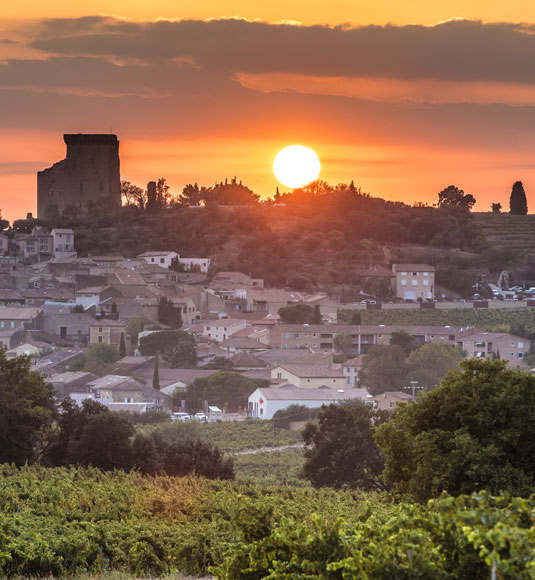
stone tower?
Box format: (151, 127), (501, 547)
(37, 134), (121, 219)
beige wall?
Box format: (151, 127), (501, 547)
(271, 366), (343, 389)
(394, 269), (434, 300)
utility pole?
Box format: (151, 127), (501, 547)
(410, 380), (419, 398)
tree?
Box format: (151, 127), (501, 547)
(310, 305), (322, 324)
(509, 181), (528, 215)
(85, 342), (121, 364)
(389, 330), (418, 355)
(437, 185), (476, 211)
(359, 345), (407, 395)
(121, 180), (146, 209)
(156, 177), (172, 208)
(333, 333), (353, 357)
(210, 177), (259, 205)
(278, 303), (316, 324)
(491, 202), (502, 213)
(157, 296), (182, 328)
(375, 359), (535, 501)
(0, 351), (57, 465)
(185, 372), (265, 412)
(406, 343), (464, 388)
(119, 332), (126, 358)
(179, 182), (211, 206)
(302, 401), (390, 490)
(351, 311), (362, 325)
(139, 330), (196, 368)
(127, 318), (144, 345)
(153, 355), (160, 390)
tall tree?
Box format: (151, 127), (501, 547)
(157, 296), (182, 328)
(375, 359), (535, 501)
(0, 351), (57, 465)
(302, 401), (390, 490)
(153, 355), (160, 390)
(509, 181), (528, 215)
(121, 180), (146, 209)
(119, 332), (126, 358)
(437, 185), (476, 211)
(359, 344), (407, 395)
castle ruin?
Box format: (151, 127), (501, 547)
(37, 134), (121, 219)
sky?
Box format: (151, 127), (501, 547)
(2, 2), (535, 221)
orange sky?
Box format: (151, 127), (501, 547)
(2, 3), (535, 221)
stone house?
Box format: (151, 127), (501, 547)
(89, 319), (126, 347)
(392, 263), (435, 301)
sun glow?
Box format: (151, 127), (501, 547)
(273, 145), (320, 188)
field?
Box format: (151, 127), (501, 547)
(339, 305), (535, 332)
(474, 212), (535, 262)
(233, 448), (306, 486)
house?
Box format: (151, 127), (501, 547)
(50, 228), (75, 257)
(245, 288), (290, 314)
(228, 351), (270, 371)
(219, 336), (271, 356)
(42, 306), (94, 341)
(87, 374), (168, 411)
(0, 306), (43, 330)
(0, 328), (25, 349)
(271, 364), (344, 389)
(248, 384), (372, 419)
(137, 251), (178, 269)
(457, 331), (530, 366)
(48, 371), (98, 397)
(392, 264), (435, 301)
(89, 319), (126, 347)
(373, 391), (414, 411)
(202, 318), (247, 342)
(6, 341), (50, 358)
(177, 257), (211, 273)
(342, 355), (365, 386)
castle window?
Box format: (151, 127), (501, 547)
(50, 189), (54, 196)
(79, 183), (83, 192)
(99, 181), (103, 192)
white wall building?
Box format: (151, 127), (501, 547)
(178, 257), (211, 273)
(248, 385), (372, 419)
(137, 251), (179, 269)
(202, 318), (247, 342)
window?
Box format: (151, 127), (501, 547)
(346, 376), (351, 385)
(277, 372), (282, 379)
(401, 272), (407, 276)
(412, 280), (417, 286)
(99, 327), (102, 332)
(401, 280), (407, 286)
(10, 322), (14, 328)
(423, 272), (429, 276)
(519, 342), (524, 348)
(98, 336), (103, 343)
(160, 258), (164, 264)
(412, 272), (418, 276)
(423, 280), (429, 286)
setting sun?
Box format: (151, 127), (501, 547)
(273, 145), (321, 189)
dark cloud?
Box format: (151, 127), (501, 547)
(27, 17), (535, 84)
(1, 39), (17, 44)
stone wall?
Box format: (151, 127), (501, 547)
(37, 134), (121, 218)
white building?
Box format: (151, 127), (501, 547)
(248, 385), (372, 419)
(51, 228), (75, 258)
(271, 364), (344, 389)
(202, 318), (247, 342)
(137, 251), (179, 269)
(178, 257), (211, 273)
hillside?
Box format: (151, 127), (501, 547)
(474, 212), (535, 263)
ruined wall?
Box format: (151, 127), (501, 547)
(37, 134), (121, 219)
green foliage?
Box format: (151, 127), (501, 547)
(85, 342), (121, 363)
(437, 184), (476, 211)
(139, 330), (196, 368)
(0, 350), (57, 465)
(359, 344), (408, 395)
(302, 402), (389, 491)
(406, 343), (464, 388)
(278, 303), (317, 324)
(390, 329), (418, 355)
(272, 404), (319, 429)
(185, 372), (266, 412)
(510, 180), (528, 215)
(375, 359), (535, 501)
(333, 332), (353, 356)
(338, 305), (535, 332)
(157, 296), (182, 328)
(233, 449), (307, 486)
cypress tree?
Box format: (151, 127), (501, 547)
(153, 355), (160, 390)
(510, 181), (528, 215)
(119, 332), (126, 358)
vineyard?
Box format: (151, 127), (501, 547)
(474, 212), (535, 263)
(2, 465), (535, 578)
(339, 306), (535, 332)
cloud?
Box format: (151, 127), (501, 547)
(26, 17), (535, 84)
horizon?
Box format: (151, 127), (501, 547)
(2, 3), (535, 222)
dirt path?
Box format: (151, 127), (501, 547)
(229, 443), (304, 456)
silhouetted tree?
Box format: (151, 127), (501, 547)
(491, 202), (502, 213)
(510, 181), (528, 215)
(437, 185), (476, 211)
(153, 355), (160, 390)
(119, 332), (126, 358)
(121, 180), (146, 209)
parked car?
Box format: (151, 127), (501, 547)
(171, 412), (191, 421)
(193, 412), (207, 422)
